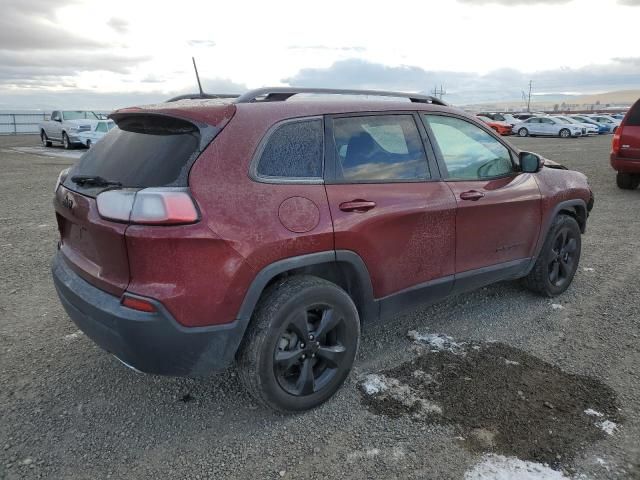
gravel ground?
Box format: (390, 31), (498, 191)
(0, 134), (638, 479)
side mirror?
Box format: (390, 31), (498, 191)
(519, 151), (542, 173)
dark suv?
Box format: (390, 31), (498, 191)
(52, 88), (593, 412)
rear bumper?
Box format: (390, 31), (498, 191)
(52, 252), (244, 376)
(610, 154), (640, 174)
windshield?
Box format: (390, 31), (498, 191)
(62, 111), (99, 120)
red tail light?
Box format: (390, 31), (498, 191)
(96, 188), (199, 225)
(611, 120), (624, 155)
(121, 294), (157, 313)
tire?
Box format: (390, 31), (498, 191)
(62, 132), (72, 150)
(559, 128), (571, 138)
(40, 131), (52, 147)
(518, 128), (528, 137)
(522, 214), (581, 297)
(238, 275), (360, 412)
(616, 172), (640, 190)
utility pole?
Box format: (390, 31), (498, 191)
(521, 81), (533, 112)
(431, 85), (447, 100)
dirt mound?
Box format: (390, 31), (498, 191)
(360, 340), (621, 468)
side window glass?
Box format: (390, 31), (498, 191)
(51, 111), (60, 121)
(96, 122), (107, 133)
(332, 115), (429, 182)
(423, 115), (514, 180)
(256, 119), (323, 179)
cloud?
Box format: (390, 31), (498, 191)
(0, 51), (150, 88)
(0, 0), (106, 50)
(200, 77), (247, 94)
(107, 17), (129, 34)
(288, 45), (367, 53)
(457, 0), (637, 4)
(284, 58), (640, 104)
(457, 0), (570, 4)
(187, 40), (217, 47)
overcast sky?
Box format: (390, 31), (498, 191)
(1, 0), (639, 109)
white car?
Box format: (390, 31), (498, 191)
(587, 114), (621, 133)
(39, 110), (101, 149)
(76, 120), (116, 148)
(552, 115), (599, 135)
(513, 116), (584, 138)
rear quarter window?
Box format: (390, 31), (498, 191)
(254, 118), (324, 180)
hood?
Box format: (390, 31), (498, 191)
(541, 156), (568, 170)
(66, 119), (100, 127)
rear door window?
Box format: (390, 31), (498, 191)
(330, 115), (429, 182)
(255, 118), (323, 180)
(65, 114), (206, 195)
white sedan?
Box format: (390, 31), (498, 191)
(513, 116), (585, 138)
(552, 115), (599, 135)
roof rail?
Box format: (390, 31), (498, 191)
(166, 93), (240, 102)
(234, 87), (448, 106)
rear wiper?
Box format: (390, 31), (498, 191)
(70, 175), (122, 187)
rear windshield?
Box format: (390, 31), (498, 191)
(66, 115), (203, 192)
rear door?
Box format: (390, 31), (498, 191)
(421, 113), (541, 277)
(54, 113), (220, 295)
(324, 112), (457, 301)
(524, 118), (541, 135)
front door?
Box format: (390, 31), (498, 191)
(324, 113), (457, 302)
(421, 114), (542, 278)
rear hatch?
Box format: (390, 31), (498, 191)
(617, 101), (640, 160)
(54, 104), (235, 295)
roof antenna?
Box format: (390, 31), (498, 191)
(192, 57), (204, 97)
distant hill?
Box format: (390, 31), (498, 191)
(570, 90), (640, 105)
(462, 89), (639, 111)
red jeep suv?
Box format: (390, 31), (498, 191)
(611, 98), (640, 189)
(52, 88), (593, 411)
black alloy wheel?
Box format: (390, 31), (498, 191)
(548, 226), (578, 288)
(274, 305), (347, 396)
(238, 275), (360, 412)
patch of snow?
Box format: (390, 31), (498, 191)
(360, 373), (442, 417)
(583, 267), (594, 272)
(346, 446), (405, 463)
(504, 359), (520, 366)
(584, 408), (604, 417)
(465, 454), (570, 480)
(597, 420), (618, 435)
(551, 304), (565, 310)
(595, 457), (606, 466)
(361, 374), (389, 395)
(64, 331), (83, 341)
(408, 331), (465, 353)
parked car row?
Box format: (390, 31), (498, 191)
(475, 111), (624, 138)
(39, 110), (115, 149)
